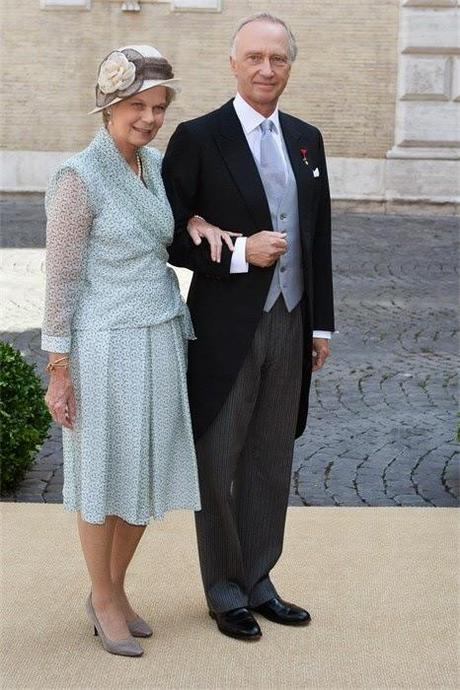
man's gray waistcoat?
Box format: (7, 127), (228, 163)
(254, 136), (304, 313)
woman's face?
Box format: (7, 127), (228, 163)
(108, 86), (169, 147)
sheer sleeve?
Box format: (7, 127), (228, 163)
(41, 168), (93, 353)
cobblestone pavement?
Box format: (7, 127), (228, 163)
(1, 198), (458, 507)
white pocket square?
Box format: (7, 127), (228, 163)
(313, 168), (320, 178)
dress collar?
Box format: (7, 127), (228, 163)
(93, 126), (140, 169)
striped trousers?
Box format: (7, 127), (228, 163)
(194, 296), (304, 612)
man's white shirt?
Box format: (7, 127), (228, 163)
(229, 93), (332, 340)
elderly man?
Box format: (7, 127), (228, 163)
(163, 12), (334, 640)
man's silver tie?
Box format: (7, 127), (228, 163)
(259, 119), (286, 209)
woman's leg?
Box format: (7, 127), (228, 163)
(110, 518), (147, 621)
(77, 514), (132, 641)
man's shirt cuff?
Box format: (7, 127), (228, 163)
(313, 330), (332, 339)
(230, 237), (249, 273)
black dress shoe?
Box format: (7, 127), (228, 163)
(252, 597), (311, 626)
(209, 607), (262, 640)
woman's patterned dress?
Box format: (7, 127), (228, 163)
(42, 126), (201, 524)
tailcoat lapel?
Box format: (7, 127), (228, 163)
(214, 100), (273, 233)
(279, 112), (316, 243)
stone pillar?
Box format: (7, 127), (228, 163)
(386, 0), (460, 209)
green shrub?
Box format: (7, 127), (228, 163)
(0, 341), (51, 495)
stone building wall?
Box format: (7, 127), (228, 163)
(1, 0), (458, 211)
(2, 0), (399, 155)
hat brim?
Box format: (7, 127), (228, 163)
(88, 78), (181, 115)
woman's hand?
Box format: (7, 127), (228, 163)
(45, 367), (77, 429)
(187, 216), (242, 263)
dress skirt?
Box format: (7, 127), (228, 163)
(62, 316), (201, 525)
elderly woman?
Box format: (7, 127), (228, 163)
(42, 45), (236, 657)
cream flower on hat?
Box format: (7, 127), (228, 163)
(97, 51), (136, 95)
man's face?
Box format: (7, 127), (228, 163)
(230, 20), (292, 114)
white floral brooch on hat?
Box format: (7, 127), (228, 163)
(94, 47), (175, 110)
(97, 51), (136, 95)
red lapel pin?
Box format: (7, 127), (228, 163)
(300, 148), (309, 166)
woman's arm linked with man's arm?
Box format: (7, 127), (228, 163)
(162, 123), (242, 278)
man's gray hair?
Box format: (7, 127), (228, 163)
(230, 12), (298, 63)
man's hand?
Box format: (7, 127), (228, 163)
(312, 338), (330, 372)
(246, 231), (287, 268)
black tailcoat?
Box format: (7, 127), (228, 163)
(162, 99), (334, 440)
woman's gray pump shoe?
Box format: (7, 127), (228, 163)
(127, 616), (153, 638)
(85, 595), (144, 657)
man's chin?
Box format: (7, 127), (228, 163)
(252, 88), (282, 102)
(252, 94), (280, 108)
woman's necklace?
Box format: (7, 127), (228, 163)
(136, 151), (142, 179)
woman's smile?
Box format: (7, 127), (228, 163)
(132, 125), (154, 134)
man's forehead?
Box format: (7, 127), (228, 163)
(236, 21), (289, 52)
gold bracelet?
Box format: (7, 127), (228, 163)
(52, 355), (69, 365)
(45, 357), (70, 374)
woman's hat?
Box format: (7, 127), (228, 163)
(89, 44), (181, 115)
